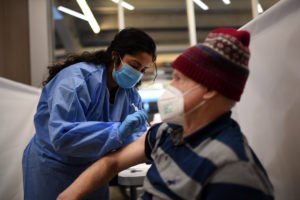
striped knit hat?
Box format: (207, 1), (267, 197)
(172, 28), (250, 101)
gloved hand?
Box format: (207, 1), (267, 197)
(118, 110), (148, 140)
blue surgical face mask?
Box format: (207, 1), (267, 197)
(112, 57), (143, 88)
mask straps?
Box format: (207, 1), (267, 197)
(182, 85), (200, 96)
(185, 100), (206, 115)
(182, 84), (206, 115)
(114, 54), (124, 69)
(118, 54), (124, 65)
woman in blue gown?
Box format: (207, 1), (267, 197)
(22, 28), (156, 200)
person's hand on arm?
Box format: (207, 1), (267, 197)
(56, 133), (149, 200)
(118, 110), (148, 140)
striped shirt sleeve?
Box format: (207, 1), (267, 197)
(144, 123), (162, 161)
(200, 161), (274, 200)
(201, 183), (274, 200)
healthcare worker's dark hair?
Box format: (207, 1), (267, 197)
(43, 28), (157, 87)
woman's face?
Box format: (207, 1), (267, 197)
(115, 52), (153, 73)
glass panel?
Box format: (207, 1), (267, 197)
(125, 0), (189, 48)
(194, 0), (280, 42)
(53, 0), (119, 60)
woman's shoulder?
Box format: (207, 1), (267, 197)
(61, 62), (106, 82)
(46, 62), (106, 89)
(125, 87), (142, 100)
(67, 62), (105, 76)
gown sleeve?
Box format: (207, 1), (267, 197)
(122, 90), (147, 145)
(47, 77), (123, 158)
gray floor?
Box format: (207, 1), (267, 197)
(110, 186), (144, 200)
(110, 186), (125, 200)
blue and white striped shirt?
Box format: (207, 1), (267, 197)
(141, 112), (273, 200)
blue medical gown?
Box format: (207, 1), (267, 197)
(22, 62), (146, 200)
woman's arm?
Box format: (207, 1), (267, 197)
(57, 133), (149, 200)
(47, 77), (124, 158)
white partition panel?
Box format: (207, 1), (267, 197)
(0, 78), (40, 200)
(237, 0), (300, 199)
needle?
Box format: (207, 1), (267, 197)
(131, 103), (139, 112)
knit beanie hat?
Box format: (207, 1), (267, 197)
(172, 28), (250, 101)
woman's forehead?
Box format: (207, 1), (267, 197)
(124, 52), (153, 65)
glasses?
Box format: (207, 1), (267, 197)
(119, 55), (152, 73)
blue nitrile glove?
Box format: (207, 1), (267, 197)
(118, 110), (148, 140)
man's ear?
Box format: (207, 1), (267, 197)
(203, 90), (218, 100)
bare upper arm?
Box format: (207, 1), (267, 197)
(110, 133), (150, 172)
(56, 133), (150, 200)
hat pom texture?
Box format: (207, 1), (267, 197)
(172, 28), (251, 101)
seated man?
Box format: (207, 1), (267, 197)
(57, 28), (274, 200)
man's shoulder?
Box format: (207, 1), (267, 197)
(146, 123), (168, 142)
(190, 123), (248, 168)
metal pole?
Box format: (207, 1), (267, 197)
(251, 0), (259, 19)
(130, 186), (137, 200)
(186, 0), (197, 46)
(118, 0), (125, 31)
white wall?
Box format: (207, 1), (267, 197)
(237, 0), (300, 199)
(0, 78), (40, 200)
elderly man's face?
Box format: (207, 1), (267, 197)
(170, 69), (207, 113)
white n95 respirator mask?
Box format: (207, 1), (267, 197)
(157, 84), (204, 126)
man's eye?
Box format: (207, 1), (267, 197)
(174, 75), (180, 80)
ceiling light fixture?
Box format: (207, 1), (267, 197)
(257, 3), (264, 13)
(77, 0), (100, 34)
(222, 0), (231, 5)
(57, 6), (87, 21)
(193, 0), (209, 10)
(111, 0), (135, 10)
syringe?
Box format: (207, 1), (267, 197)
(132, 103), (150, 127)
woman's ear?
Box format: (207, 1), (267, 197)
(111, 51), (120, 68)
(111, 51), (117, 61)
(203, 90), (218, 100)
